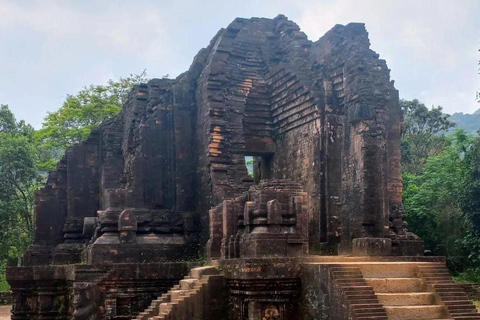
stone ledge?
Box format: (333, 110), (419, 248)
(352, 237), (392, 256)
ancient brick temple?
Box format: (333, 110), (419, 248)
(8, 15), (480, 320)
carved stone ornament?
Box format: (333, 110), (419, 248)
(73, 282), (100, 320)
(262, 304), (281, 320)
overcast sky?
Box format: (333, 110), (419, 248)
(1, 0), (479, 128)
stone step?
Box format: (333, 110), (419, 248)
(384, 305), (446, 319)
(354, 308), (388, 313)
(333, 272), (364, 278)
(377, 292), (435, 306)
(366, 278), (424, 293)
(435, 287), (466, 293)
(350, 303), (385, 309)
(189, 266), (219, 279)
(444, 300), (477, 307)
(349, 298), (380, 305)
(143, 267), (222, 320)
(355, 313), (388, 319)
(332, 270), (363, 275)
(343, 285), (374, 290)
(423, 277), (454, 284)
(180, 278), (199, 290)
(439, 293), (469, 300)
(352, 309), (387, 318)
(336, 279), (367, 285)
(449, 314), (480, 319)
(419, 270), (451, 276)
(170, 290), (188, 300)
(135, 293), (172, 319)
(353, 263), (445, 279)
(418, 266), (446, 270)
(159, 302), (172, 314)
(360, 263), (421, 278)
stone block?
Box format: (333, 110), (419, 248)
(190, 266), (219, 279)
(352, 237), (392, 256)
(394, 239), (425, 256)
(180, 278), (198, 290)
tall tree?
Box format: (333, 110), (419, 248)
(401, 99), (455, 174)
(35, 71), (148, 170)
(403, 130), (472, 272)
(0, 105), (41, 265)
(458, 134), (480, 269)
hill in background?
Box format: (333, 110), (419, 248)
(448, 108), (480, 134)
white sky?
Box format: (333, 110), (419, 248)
(0, 0), (479, 128)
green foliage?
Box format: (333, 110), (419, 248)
(35, 71), (148, 170)
(403, 126), (480, 276)
(461, 135), (480, 234)
(0, 275), (9, 292)
(403, 131), (471, 271)
(0, 105), (40, 267)
(245, 156), (254, 177)
(455, 268), (480, 284)
(401, 99), (455, 174)
(399, 99), (479, 275)
(457, 134), (480, 269)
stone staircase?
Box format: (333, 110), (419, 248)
(360, 262), (479, 320)
(417, 265), (480, 319)
(366, 268), (447, 320)
(330, 266), (389, 319)
(324, 262), (480, 320)
(133, 266), (223, 320)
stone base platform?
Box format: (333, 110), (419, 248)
(7, 262), (200, 320)
(10, 256), (473, 320)
(219, 255), (446, 320)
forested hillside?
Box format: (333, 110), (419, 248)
(449, 109), (480, 134)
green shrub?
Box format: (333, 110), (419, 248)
(0, 275), (10, 292)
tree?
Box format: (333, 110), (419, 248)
(35, 71), (148, 170)
(403, 131), (471, 270)
(0, 105), (41, 266)
(403, 129), (480, 276)
(458, 134), (480, 271)
(401, 99), (455, 174)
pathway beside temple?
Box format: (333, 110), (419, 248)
(0, 306), (10, 320)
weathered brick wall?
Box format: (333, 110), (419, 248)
(311, 23), (402, 252)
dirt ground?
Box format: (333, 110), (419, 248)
(0, 306), (9, 320)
